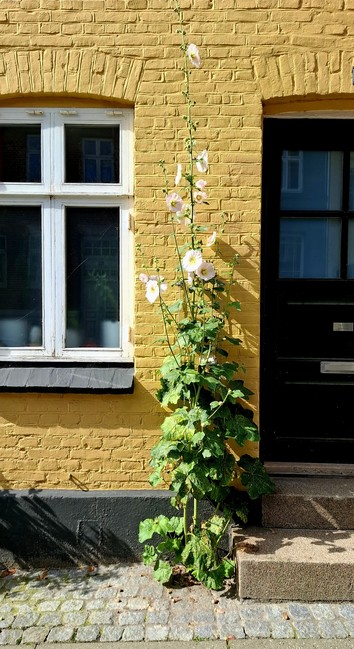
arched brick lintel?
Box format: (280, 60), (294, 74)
(0, 49), (144, 103)
(253, 52), (354, 102)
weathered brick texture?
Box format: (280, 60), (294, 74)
(0, 0), (353, 489)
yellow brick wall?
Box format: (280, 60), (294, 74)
(0, 0), (353, 489)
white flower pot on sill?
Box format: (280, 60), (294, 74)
(100, 320), (120, 348)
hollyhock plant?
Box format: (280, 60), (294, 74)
(138, 0), (273, 592)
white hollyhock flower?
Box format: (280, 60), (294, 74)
(187, 43), (201, 68)
(206, 231), (217, 247)
(176, 203), (192, 226)
(196, 150), (208, 173)
(195, 261), (216, 281)
(182, 249), (203, 272)
(139, 273), (149, 283)
(175, 163), (182, 186)
(187, 272), (194, 285)
(195, 179), (207, 190)
(145, 279), (159, 303)
(166, 192), (183, 212)
(194, 190), (207, 204)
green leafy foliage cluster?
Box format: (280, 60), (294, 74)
(138, 1), (273, 591)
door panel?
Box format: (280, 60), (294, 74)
(261, 119), (354, 463)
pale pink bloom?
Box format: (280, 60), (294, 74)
(182, 249), (203, 272)
(175, 163), (182, 186)
(206, 231), (217, 247)
(194, 190), (207, 204)
(176, 203), (192, 226)
(196, 150), (208, 173)
(139, 273), (149, 283)
(187, 272), (194, 285)
(145, 279), (160, 304)
(187, 43), (201, 68)
(166, 192), (183, 213)
(195, 261), (216, 281)
(195, 179), (207, 190)
(150, 275), (168, 291)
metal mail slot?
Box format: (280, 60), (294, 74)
(321, 361), (354, 374)
(333, 322), (354, 332)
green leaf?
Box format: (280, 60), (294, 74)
(153, 559), (172, 584)
(139, 519), (156, 543)
(223, 334), (241, 346)
(224, 414), (259, 446)
(142, 545), (158, 566)
(168, 299), (183, 314)
(238, 455), (275, 499)
(228, 300), (241, 311)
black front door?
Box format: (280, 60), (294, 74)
(261, 118), (354, 463)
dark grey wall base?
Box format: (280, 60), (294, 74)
(0, 489), (242, 569)
(0, 489), (181, 568)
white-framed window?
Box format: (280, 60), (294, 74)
(0, 107), (134, 361)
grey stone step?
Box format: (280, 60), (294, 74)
(234, 527), (354, 601)
(262, 477), (354, 530)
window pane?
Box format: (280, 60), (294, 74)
(66, 207), (120, 348)
(65, 126), (120, 183)
(281, 151), (343, 211)
(0, 206), (42, 347)
(0, 126), (41, 182)
(279, 217), (341, 278)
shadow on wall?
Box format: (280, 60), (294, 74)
(0, 484), (179, 569)
(0, 484), (141, 568)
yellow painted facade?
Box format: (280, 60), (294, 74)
(0, 0), (353, 490)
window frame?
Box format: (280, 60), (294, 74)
(0, 107), (134, 363)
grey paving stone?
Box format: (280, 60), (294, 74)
(0, 629), (23, 645)
(37, 613), (62, 627)
(106, 597), (128, 611)
(244, 620), (271, 638)
(12, 613), (38, 629)
(87, 611), (112, 625)
(119, 582), (139, 597)
(138, 582), (164, 599)
(168, 625), (194, 641)
(270, 621), (295, 639)
(292, 620), (320, 638)
(75, 626), (100, 642)
(0, 606), (12, 616)
(265, 604), (291, 621)
(37, 601), (60, 613)
(239, 604), (267, 621)
(193, 624), (217, 639)
(85, 600), (105, 611)
(318, 619), (349, 638)
(343, 619), (354, 636)
(126, 598), (149, 610)
(0, 617), (14, 630)
(62, 612), (87, 626)
(16, 606), (33, 615)
(309, 603), (337, 620)
(45, 627), (75, 643)
(118, 610), (145, 626)
(288, 602), (315, 619)
(121, 625), (144, 641)
(339, 603), (354, 619)
(21, 626), (49, 643)
(60, 600), (83, 612)
(99, 625), (123, 642)
(146, 609), (169, 625)
(145, 624), (169, 641)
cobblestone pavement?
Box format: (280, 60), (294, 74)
(0, 564), (354, 643)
